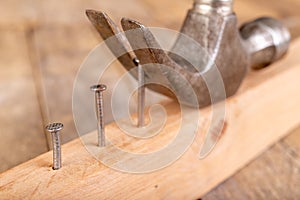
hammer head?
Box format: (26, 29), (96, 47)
(86, 0), (290, 108)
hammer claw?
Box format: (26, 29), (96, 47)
(86, 10), (137, 73)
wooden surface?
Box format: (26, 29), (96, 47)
(0, 0), (300, 199)
(1, 39), (300, 199)
(203, 129), (300, 200)
(0, 29), (47, 171)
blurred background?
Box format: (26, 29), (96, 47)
(0, 0), (300, 199)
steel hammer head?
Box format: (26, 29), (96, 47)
(86, 0), (290, 108)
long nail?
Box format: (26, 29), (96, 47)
(133, 58), (145, 127)
(90, 84), (107, 147)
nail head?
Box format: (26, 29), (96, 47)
(90, 84), (107, 92)
(46, 123), (64, 133)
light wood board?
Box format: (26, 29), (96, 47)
(1, 38), (300, 200)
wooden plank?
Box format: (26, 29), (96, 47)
(202, 128), (300, 200)
(284, 126), (300, 153)
(0, 30), (47, 173)
(1, 0), (300, 197)
(1, 38), (300, 200)
(0, 0), (38, 29)
(37, 0), (156, 26)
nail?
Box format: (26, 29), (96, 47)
(90, 84), (107, 147)
(45, 123), (64, 170)
(133, 58), (145, 127)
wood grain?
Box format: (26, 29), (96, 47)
(1, 39), (300, 199)
(203, 135), (300, 200)
(1, 0), (300, 198)
(0, 30), (47, 172)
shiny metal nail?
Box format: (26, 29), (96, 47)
(133, 58), (145, 127)
(45, 123), (64, 170)
(90, 84), (107, 147)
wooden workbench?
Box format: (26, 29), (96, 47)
(0, 0), (300, 199)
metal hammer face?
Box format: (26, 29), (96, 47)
(86, 0), (290, 108)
